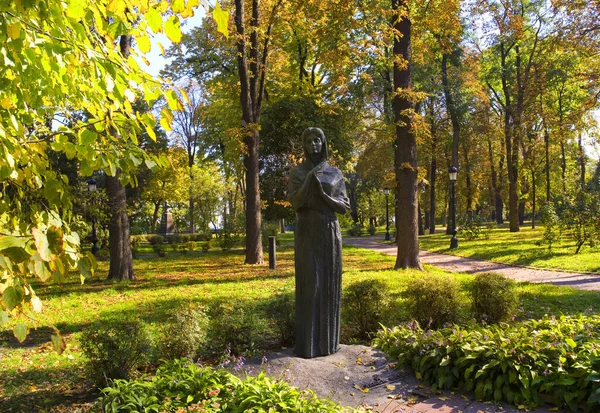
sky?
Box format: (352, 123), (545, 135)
(137, 5), (208, 77)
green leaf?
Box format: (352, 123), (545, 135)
(0, 235), (27, 251)
(145, 7), (162, 33)
(565, 338), (577, 349)
(164, 15), (182, 43)
(32, 227), (52, 262)
(51, 333), (66, 354)
(186, 394), (194, 403)
(33, 259), (52, 282)
(77, 255), (94, 279)
(66, 0), (88, 19)
(3, 286), (23, 311)
(0, 310), (9, 325)
(3, 247), (30, 263)
(14, 324), (28, 343)
(212, 1), (229, 39)
(79, 129), (97, 145)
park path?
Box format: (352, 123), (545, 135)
(344, 236), (600, 292)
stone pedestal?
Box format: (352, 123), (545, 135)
(159, 210), (175, 235)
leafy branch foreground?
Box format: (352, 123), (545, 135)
(374, 315), (600, 411)
(100, 358), (353, 413)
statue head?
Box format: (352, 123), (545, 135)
(302, 127), (327, 165)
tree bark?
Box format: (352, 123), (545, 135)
(429, 100), (437, 234)
(106, 171), (134, 280)
(106, 34), (135, 280)
(392, 0), (422, 270)
(545, 128), (551, 202)
(234, 0), (273, 264)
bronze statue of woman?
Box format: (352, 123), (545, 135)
(288, 127), (351, 358)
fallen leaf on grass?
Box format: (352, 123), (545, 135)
(385, 384), (396, 391)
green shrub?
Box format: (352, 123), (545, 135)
(180, 234), (191, 243)
(152, 243), (166, 257)
(404, 274), (462, 329)
(80, 320), (154, 387)
(458, 214), (484, 240)
(207, 302), (264, 356)
(159, 305), (209, 360)
(147, 234), (164, 245)
(265, 287), (295, 347)
(469, 273), (518, 324)
(218, 233), (238, 251)
(186, 241), (197, 253)
(540, 203), (562, 249)
(201, 239), (211, 252)
(346, 223), (363, 237)
(130, 236), (141, 259)
(374, 315), (600, 410)
(100, 359), (345, 413)
(262, 221), (279, 247)
(167, 234), (182, 244)
(342, 279), (391, 340)
(367, 224), (376, 235)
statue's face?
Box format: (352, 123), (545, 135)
(304, 134), (323, 156)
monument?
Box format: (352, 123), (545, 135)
(288, 127), (351, 358)
(159, 202), (175, 235)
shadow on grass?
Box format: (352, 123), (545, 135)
(35, 267), (293, 301)
(0, 293), (278, 350)
(0, 363), (97, 412)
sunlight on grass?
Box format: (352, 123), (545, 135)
(420, 225), (600, 273)
(1, 237), (599, 410)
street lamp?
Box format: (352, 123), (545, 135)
(448, 166), (458, 249)
(383, 187), (391, 241)
(87, 178), (99, 256)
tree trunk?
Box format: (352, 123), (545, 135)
(578, 133), (586, 191)
(106, 34), (134, 280)
(243, 129), (263, 263)
(545, 128), (551, 202)
(531, 168), (536, 229)
(462, 138), (473, 217)
(234, 0), (271, 264)
(418, 204), (424, 236)
(424, 208), (430, 230)
(106, 171), (134, 280)
(500, 42), (519, 232)
(392, 0), (422, 270)
(441, 53), (460, 169)
(429, 104), (437, 234)
(347, 174), (359, 223)
(152, 201), (161, 233)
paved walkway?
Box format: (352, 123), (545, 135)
(344, 237), (600, 292)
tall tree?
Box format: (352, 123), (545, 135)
(392, 0), (423, 270)
(106, 35), (135, 281)
(233, 0), (282, 264)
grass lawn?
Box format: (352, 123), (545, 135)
(1, 233), (599, 411)
(419, 224), (600, 273)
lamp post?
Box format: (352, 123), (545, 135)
(383, 187), (391, 241)
(448, 166), (458, 249)
(88, 178), (99, 256)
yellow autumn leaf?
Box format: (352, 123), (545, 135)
(7, 23), (21, 40)
(212, 1), (229, 39)
(136, 33), (151, 53)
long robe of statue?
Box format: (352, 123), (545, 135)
(288, 127), (351, 358)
